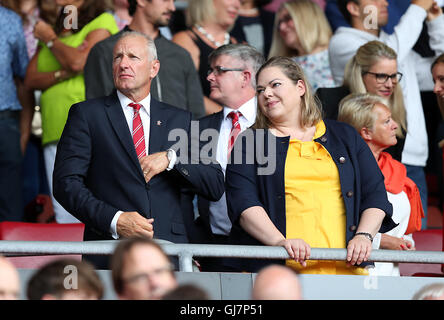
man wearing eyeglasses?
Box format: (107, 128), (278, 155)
(328, 0), (444, 228)
(111, 237), (177, 300)
(192, 44), (264, 271)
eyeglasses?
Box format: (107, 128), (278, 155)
(363, 71), (403, 84)
(207, 65), (244, 76)
(277, 14), (292, 28)
(123, 264), (174, 285)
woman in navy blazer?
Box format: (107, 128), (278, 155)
(225, 56), (397, 273)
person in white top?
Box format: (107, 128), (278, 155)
(196, 43), (264, 271)
(329, 0), (444, 227)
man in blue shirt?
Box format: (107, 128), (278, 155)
(0, 6), (30, 221)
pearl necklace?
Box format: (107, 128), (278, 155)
(195, 24), (230, 48)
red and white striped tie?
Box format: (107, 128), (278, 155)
(129, 103), (146, 159)
(227, 111), (242, 159)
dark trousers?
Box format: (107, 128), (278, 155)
(0, 112), (23, 221)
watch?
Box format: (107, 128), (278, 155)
(54, 70), (62, 82)
(166, 149), (176, 171)
(354, 232), (374, 242)
(46, 37), (56, 48)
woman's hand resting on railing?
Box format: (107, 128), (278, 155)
(347, 234), (373, 266)
(276, 239), (311, 267)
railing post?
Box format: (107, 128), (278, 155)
(177, 251), (194, 272)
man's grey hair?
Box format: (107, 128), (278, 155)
(117, 31), (158, 61)
(208, 44), (265, 87)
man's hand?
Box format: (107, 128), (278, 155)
(116, 211), (154, 239)
(139, 151), (169, 183)
(427, 2), (443, 20)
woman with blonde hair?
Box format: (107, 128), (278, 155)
(268, 0), (334, 90)
(224, 56), (396, 273)
(338, 93), (424, 276)
(318, 41), (407, 162)
(344, 41), (407, 161)
(172, 0), (241, 114)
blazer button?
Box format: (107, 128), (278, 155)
(346, 191), (353, 198)
(339, 156), (346, 164)
(277, 195), (283, 200)
(349, 225), (357, 232)
(181, 168), (189, 176)
(320, 136), (327, 143)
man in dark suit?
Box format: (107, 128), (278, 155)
(195, 44), (264, 271)
(53, 31), (224, 269)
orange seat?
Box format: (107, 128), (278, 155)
(0, 222), (84, 269)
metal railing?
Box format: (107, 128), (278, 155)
(1, 240), (444, 272)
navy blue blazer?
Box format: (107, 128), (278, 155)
(225, 119), (397, 272)
(53, 92), (224, 245)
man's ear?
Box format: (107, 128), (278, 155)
(241, 70), (252, 88)
(347, 1), (361, 19)
(150, 59), (160, 79)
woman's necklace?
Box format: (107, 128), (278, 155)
(195, 24), (230, 48)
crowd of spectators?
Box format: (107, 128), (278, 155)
(1, 0), (444, 300)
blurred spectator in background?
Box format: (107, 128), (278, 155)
(268, 0), (334, 91)
(252, 265), (303, 300)
(84, 0), (205, 120)
(318, 41), (407, 162)
(329, 0), (444, 230)
(431, 54), (444, 212)
(230, 0), (275, 57)
(27, 258), (104, 300)
(338, 93), (423, 276)
(162, 284), (210, 300)
(0, 256), (20, 300)
(265, 0), (326, 12)
(0, 5), (30, 222)
(325, 0), (409, 33)
(1, 0), (58, 223)
(24, 0), (119, 224)
(172, 0), (241, 115)
(112, 0), (132, 30)
(111, 237), (178, 300)
(412, 282), (444, 299)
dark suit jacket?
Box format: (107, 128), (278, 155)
(53, 92), (224, 247)
(193, 111), (225, 243)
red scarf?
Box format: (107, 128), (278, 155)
(378, 152), (424, 234)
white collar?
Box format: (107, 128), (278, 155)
(223, 96), (257, 125)
(117, 90), (151, 116)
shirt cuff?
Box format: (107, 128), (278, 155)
(372, 232), (382, 249)
(166, 149), (177, 171)
(110, 210), (124, 239)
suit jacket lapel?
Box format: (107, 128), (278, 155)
(104, 91), (142, 172)
(149, 99), (168, 154)
(212, 111), (224, 132)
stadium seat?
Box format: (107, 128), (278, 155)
(0, 222), (84, 269)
